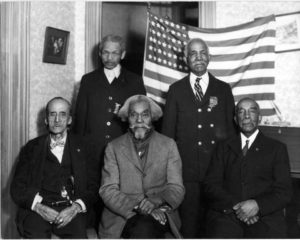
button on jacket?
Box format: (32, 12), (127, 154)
(73, 67), (146, 160)
(162, 73), (236, 182)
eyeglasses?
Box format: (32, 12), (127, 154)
(129, 112), (150, 120)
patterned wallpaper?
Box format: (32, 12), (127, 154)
(29, 1), (85, 138)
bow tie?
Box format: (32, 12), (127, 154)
(50, 140), (65, 149)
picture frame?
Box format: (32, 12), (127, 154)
(275, 11), (300, 53)
(43, 27), (70, 64)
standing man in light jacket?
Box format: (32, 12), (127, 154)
(162, 38), (236, 237)
(99, 95), (185, 238)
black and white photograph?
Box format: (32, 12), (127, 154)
(1, 1), (300, 239)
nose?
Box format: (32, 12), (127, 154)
(54, 115), (60, 122)
(244, 110), (250, 119)
(107, 53), (113, 60)
(136, 114), (143, 123)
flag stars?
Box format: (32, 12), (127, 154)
(158, 58), (162, 63)
(163, 59), (167, 64)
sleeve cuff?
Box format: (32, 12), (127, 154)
(75, 199), (87, 213)
(31, 193), (43, 210)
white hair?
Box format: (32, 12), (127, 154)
(118, 95), (163, 122)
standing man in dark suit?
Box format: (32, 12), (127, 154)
(204, 97), (292, 238)
(73, 34), (146, 161)
(162, 38), (236, 238)
(10, 97), (99, 238)
(73, 34), (146, 229)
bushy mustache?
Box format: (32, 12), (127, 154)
(129, 124), (151, 130)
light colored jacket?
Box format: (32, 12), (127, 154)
(99, 131), (185, 238)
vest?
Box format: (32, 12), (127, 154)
(40, 141), (74, 202)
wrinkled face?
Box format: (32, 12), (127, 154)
(185, 40), (210, 76)
(45, 99), (72, 136)
(236, 99), (261, 137)
(128, 101), (152, 140)
(100, 41), (125, 70)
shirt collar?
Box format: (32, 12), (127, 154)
(189, 71), (209, 93)
(240, 129), (259, 149)
(104, 64), (121, 83)
(50, 133), (67, 145)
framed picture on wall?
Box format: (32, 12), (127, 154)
(275, 11), (300, 53)
(43, 27), (70, 64)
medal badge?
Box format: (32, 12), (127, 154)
(208, 96), (218, 111)
(61, 186), (68, 198)
(113, 103), (121, 114)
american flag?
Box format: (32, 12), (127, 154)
(143, 12), (277, 116)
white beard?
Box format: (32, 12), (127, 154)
(133, 127), (149, 140)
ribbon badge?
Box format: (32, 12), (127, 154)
(113, 103), (121, 114)
(208, 96), (218, 110)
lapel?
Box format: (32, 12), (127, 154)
(31, 135), (49, 186)
(67, 134), (85, 178)
(143, 131), (160, 172)
(227, 135), (243, 157)
(120, 133), (143, 173)
(246, 131), (264, 158)
(185, 73), (216, 107)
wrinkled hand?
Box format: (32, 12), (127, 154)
(151, 208), (167, 225)
(233, 200), (259, 222)
(137, 198), (156, 215)
(147, 196), (163, 208)
(245, 215), (259, 225)
(33, 203), (59, 223)
(54, 203), (82, 228)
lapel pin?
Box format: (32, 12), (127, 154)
(77, 148), (80, 152)
(255, 148), (259, 151)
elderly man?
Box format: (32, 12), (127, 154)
(99, 95), (185, 238)
(162, 37), (236, 237)
(10, 97), (99, 238)
(204, 97), (292, 238)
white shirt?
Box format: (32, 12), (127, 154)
(50, 134), (67, 164)
(240, 129), (259, 149)
(31, 134), (86, 212)
(189, 71), (209, 96)
(104, 64), (121, 84)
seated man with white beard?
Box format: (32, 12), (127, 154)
(98, 95), (185, 239)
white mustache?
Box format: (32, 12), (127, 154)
(129, 124), (151, 129)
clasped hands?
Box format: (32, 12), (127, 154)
(134, 197), (170, 225)
(33, 202), (82, 228)
(233, 199), (259, 225)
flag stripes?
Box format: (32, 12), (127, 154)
(143, 12), (277, 116)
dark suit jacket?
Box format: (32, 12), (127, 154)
(162, 73), (236, 182)
(204, 131), (292, 231)
(73, 67), (146, 159)
(10, 133), (99, 232)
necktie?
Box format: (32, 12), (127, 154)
(194, 77), (204, 101)
(50, 140), (65, 149)
(242, 140), (249, 156)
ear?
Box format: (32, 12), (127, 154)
(68, 116), (72, 126)
(234, 116), (237, 124)
(45, 118), (48, 126)
(183, 55), (187, 64)
(121, 51), (126, 60)
(258, 115), (262, 124)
